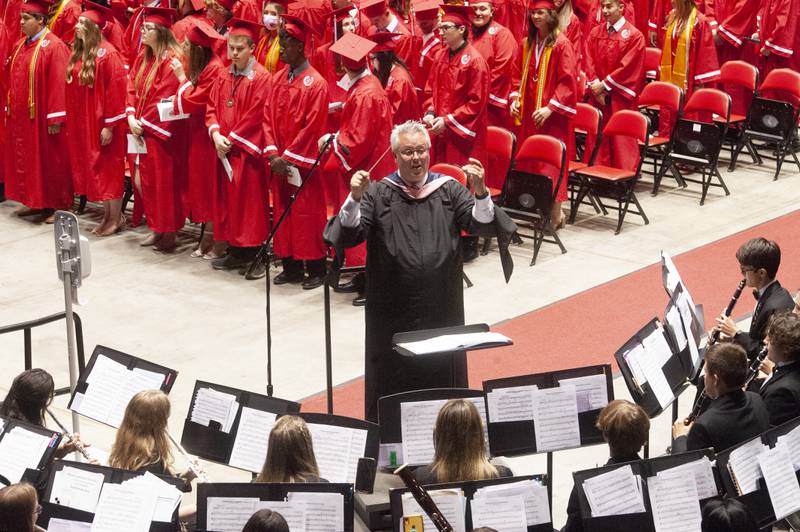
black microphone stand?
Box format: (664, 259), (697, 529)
(245, 135), (335, 397)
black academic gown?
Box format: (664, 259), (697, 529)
(326, 171), (515, 421)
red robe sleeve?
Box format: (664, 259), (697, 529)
(134, 54), (182, 141)
(691, 15), (721, 87)
(334, 77), (390, 171)
(509, 39), (524, 101)
(386, 65), (420, 124)
(603, 26), (646, 101)
(44, 35), (69, 125)
(547, 38), (578, 118)
(173, 58), (224, 116)
(100, 46), (128, 127)
(486, 24), (517, 111)
(227, 71), (271, 158)
(446, 50), (489, 140)
(125, 52), (141, 116)
(205, 74), (222, 137)
(759, 0), (796, 57)
(717, 0), (759, 46)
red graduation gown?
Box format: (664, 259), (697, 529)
(584, 0), (636, 43)
(715, 0), (759, 61)
(263, 64), (329, 260)
(103, 19), (129, 63)
(375, 17), (418, 73)
(493, 0), (528, 41)
(385, 64), (420, 125)
(585, 19), (646, 169)
(414, 32), (444, 93)
(472, 20), (517, 129)
(423, 43), (490, 168)
(65, 41), (127, 201)
(510, 34), (578, 202)
(205, 61), (272, 247)
(173, 55), (226, 223)
(127, 50), (189, 233)
(2, 0), (23, 47)
(47, 0), (82, 44)
(4, 30), (73, 209)
(757, 0), (796, 77)
(232, 0), (260, 23)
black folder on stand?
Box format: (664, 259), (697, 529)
(662, 283), (706, 382)
(0, 416), (62, 485)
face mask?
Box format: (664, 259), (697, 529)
(263, 14), (278, 30)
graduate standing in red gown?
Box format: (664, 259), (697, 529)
(422, 4), (490, 168)
(585, 0), (645, 169)
(4, 0), (72, 221)
(471, 0), (517, 129)
(170, 19), (227, 258)
(754, 0), (796, 78)
(65, 2), (127, 236)
(254, 0), (287, 74)
(172, 0), (211, 42)
(713, 0), (758, 63)
(369, 32), (420, 125)
(262, 15), (329, 289)
(205, 18), (272, 276)
(360, 0), (417, 70)
(510, 0), (578, 227)
(412, 0), (443, 94)
(126, 7), (188, 251)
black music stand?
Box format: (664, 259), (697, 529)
(0, 416), (62, 487)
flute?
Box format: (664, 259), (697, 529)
(46, 408), (92, 460)
(395, 464), (453, 532)
(167, 433), (210, 483)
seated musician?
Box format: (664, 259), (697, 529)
(700, 498), (759, 532)
(562, 400), (649, 532)
(254, 416), (327, 483)
(243, 509), (290, 532)
(413, 399), (512, 484)
(758, 312), (800, 426)
(673, 344), (770, 453)
(0, 483), (43, 532)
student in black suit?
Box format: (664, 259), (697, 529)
(714, 238), (795, 360)
(673, 344), (770, 453)
(759, 312), (800, 426)
(562, 400), (650, 532)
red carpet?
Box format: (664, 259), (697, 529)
(301, 210), (800, 418)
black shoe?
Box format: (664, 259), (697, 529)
(302, 274), (325, 290)
(245, 260), (267, 280)
(274, 270), (304, 285)
(335, 273), (365, 293)
(352, 294), (366, 306)
(212, 253), (251, 271)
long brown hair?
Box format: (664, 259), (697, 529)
(135, 24), (183, 96)
(0, 369), (54, 426)
(108, 390), (174, 473)
(255, 416), (320, 483)
(430, 399), (497, 483)
(527, 8), (560, 47)
(666, 0), (696, 30)
(66, 18), (102, 86)
(187, 40), (213, 84)
(0, 483), (37, 532)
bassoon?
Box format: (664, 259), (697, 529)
(395, 464), (454, 532)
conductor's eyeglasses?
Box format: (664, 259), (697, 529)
(399, 148), (427, 158)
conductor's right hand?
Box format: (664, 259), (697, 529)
(350, 170), (370, 202)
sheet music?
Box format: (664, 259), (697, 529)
(401, 489), (466, 532)
(643, 327), (673, 367)
(637, 332), (674, 409)
(665, 304), (688, 351)
(728, 438), (768, 494)
(46, 518), (92, 532)
(91, 482), (157, 532)
(470, 495), (527, 532)
(662, 251), (682, 295)
(557, 374), (608, 413)
(531, 386), (581, 452)
(676, 293), (701, 366)
(401, 398), (489, 465)
(288, 492), (344, 532)
(255, 500), (307, 532)
(647, 471), (703, 532)
(777, 426), (800, 471)
(49, 466), (105, 513)
(122, 472), (183, 522)
(486, 385), (538, 422)
(0, 426), (54, 483)
(307, 423), (367, 483)
(582, 465), (646, 517)
(107, 367), (167, 427)
(658, 457), (718, 499)
(228, 408), (277, 472)
(623, 344), (648, 388)
(190, 387), (239, 433)
(473, 479), (551, 526)
(757, 446), (800, 520)
(346, 428), (368, 484)
(396, 331), (511, 355)
(207, 497), (263, 532)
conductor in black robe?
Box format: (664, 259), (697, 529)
(324, 120), (516, 421)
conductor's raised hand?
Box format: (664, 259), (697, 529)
(462, 158), (487, 196)
(350, 170), (370, 202)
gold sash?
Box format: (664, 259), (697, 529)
(660, 7), (697, 90)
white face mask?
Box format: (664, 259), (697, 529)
(263, 14), (278, 30)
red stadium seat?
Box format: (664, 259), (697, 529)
(637, 81), (684, 193)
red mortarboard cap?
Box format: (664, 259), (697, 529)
(216, 0), (236, 11)
(327, 3), (356, 19)
(527, 0), (555, 9)
(143, 6), (177, 27)
(188, 19), (224, 47)
(281, 14), (318, 42)
(20, 0), (52, 15)
(440, 3), (469, 26)
(359, 0), (387, 18)
(367, 30), (400, 52)
(413, 0), (440, 20)
(224, 17), (262, 41)
(330, 30), (376, 70)
(81, 0), (113, 26)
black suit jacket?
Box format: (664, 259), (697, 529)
(673, 390), (770, 454)
(759, 362), (800, 427)
(734, 280), (794, 359)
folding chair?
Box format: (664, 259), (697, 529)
(655, 88), (731, 205)
(482, 126), (516, 254)
(637, 81), (684, 192)
(569, 103), (605, 217)
(570, 110), (650, 234)
(644, 47), (661, 82)
(430, 163), (474, 286)
(718, 60), (759, 170)
(501, 134), (567, 265)
(731, 68), (800, 180)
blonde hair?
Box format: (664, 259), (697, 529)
(255, 416), (320, 483)
(557, 0), (573, 34)
(430, 399), (497, 483)
(66, 18), (102, 86)
(0, 483), (37, 532)
(135, 24), (183, 99)
(108, 390), (174, 473)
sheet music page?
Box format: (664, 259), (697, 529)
(665, 304), (688, 351)
(106, 367), (167, 427)
(623, 344), (648, 387)
(190, 387), (239, 433)
(288, 492), (344, 532)
(49, 466), (105, 513)
(728, 439), (768, 494)
(396, 331), (511, 355)
(658, 457), (718, 499)
(474, 479), (551, 526)
(643, 327), (673, 367)
(637, 333), (674, 409)
(556, 374), (608, 413)
(254, 500), (307, 532)
(346, 428), (369, 484)
(122, 472), (183, 522)
(582, 465), (646, 517)
(532, 386), (581, 452)
(662, 251), (682, 295)
(207, 497), (260, 532)
(46, 518), (92, 532)
(676, 293), (701, 366)
(401, 489), (466, 532)
(486, 385), (538, 422)
(757, 446), (800, 520)
(307, 423), (352, 482)
(76, 355), (127, 424)
(777, 425), (800, 471)
(228, 408), (277, 473)
(648, 471), (703, 532)
(401, 398), (489, 465)
(90, 482), (157, 532)
(470, 495), (527, 532)
(0, 426), (54, 483)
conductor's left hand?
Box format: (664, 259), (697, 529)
(462, 158), (487, 196)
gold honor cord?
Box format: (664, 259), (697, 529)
(516, 32), (557, 126)
(47, 0), (68, 31)
(6, 28), (51, 119)
(660, 7), (697, 90)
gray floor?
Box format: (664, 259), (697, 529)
(2, 152), (799, 530)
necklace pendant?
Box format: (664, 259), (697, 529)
(226, 99), (234, 108)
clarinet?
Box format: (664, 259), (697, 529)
(395, 464), (453, 532)
(167, 433), (210, 483)
(46, 408), (92, 461)
(684, 279), (747, 425)
(743, 344), (770, 389)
